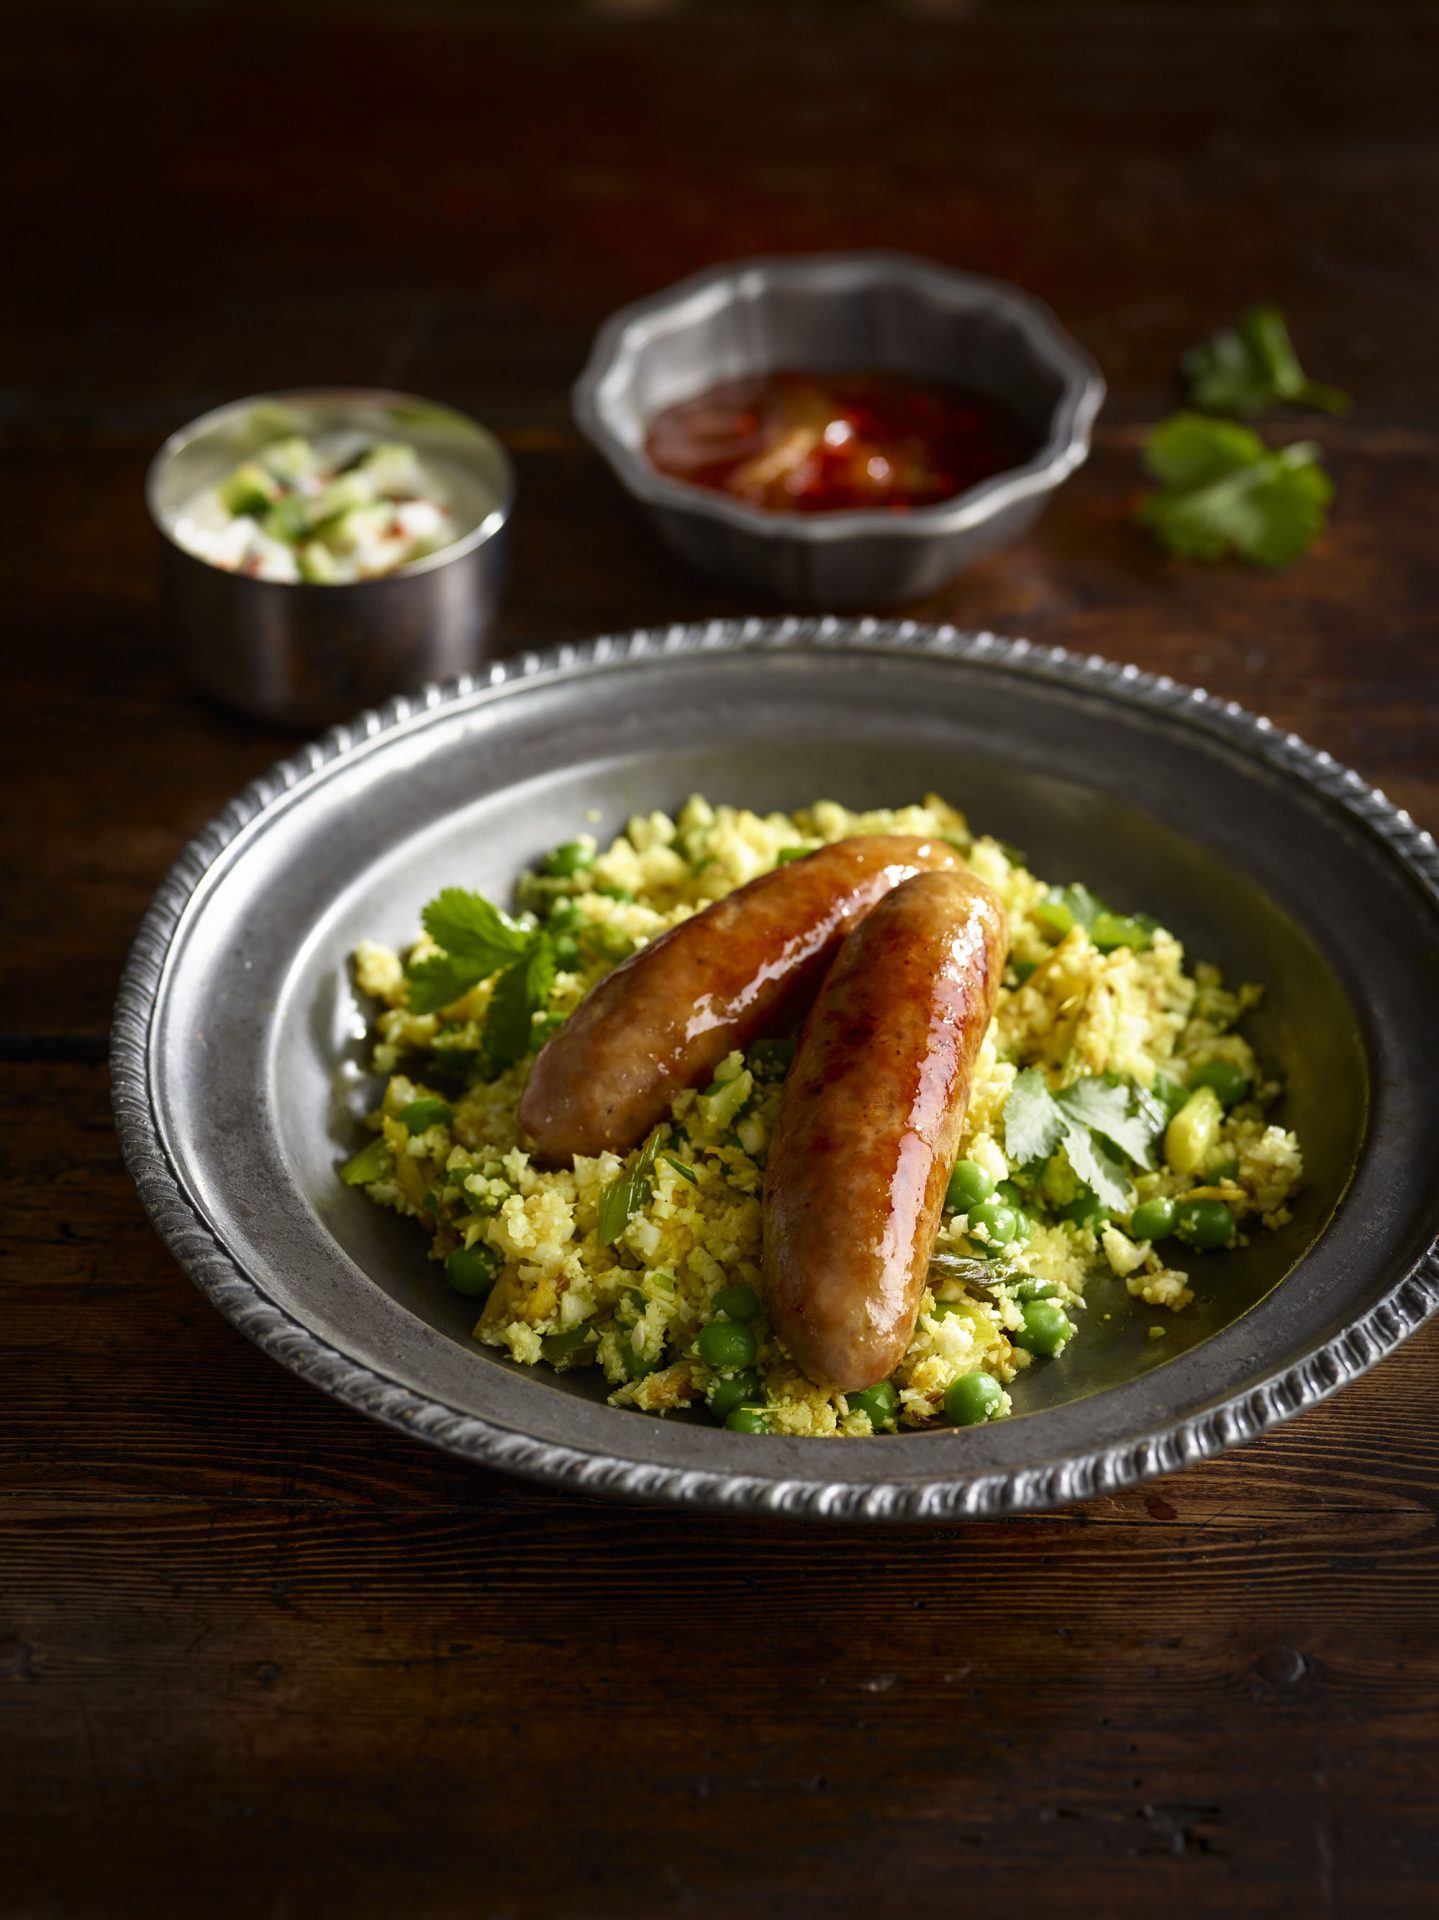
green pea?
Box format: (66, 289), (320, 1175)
(550, 935), (581, 969)
(775, 846), (809, 865)
(968, 1199), (1019, 1247)
(1060, 1191), (1108, 1229)
(996, 1178), (1025, 1207)
(713, 1283), (760, 1323)
(944, 1370), (1004, 1426)
(400, 1097), (453, 1133)
(946, 1159), (994, 1211)
(1010, 1210), (1032, 1244)
(1175, 1197), (1235, 1250)
(726, 1405), (771, 1433)
(1189, 1059), (1249, 1108)
(1210, 1159), (1239, 1183)
(708, 1368), (763, 1421)
(596, 884), (633, 902)
(445, 1243), (500, 1297)
(698, 1319), (756, 1371)
(542, 840), (594, 877)
(1014, 1299), (1074, 1356)
(1131, 1196), (1177, 1241)
(1014, 1278), (1058, 1303)
(545, 896), (583, 930)
(846, 1380), (900, 1432)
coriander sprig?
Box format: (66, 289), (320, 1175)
(1137, 305), (1346, 568)
(406, 885), (559, 1071)
(1003, 1068), (1160, 1212)
(1137, 414), (1333, 568)
(1183, 305), (1349, 420)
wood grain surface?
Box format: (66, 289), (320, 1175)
(3, 5), (1436, 1916)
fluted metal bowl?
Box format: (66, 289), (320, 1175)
(573, 255), (1104, 605)
(112, 622), (1439, 1521)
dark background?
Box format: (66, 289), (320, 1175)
(4, 3), (1437, 1916)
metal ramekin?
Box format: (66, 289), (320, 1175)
(573, 253), (1104, 607)
(147, 388), (513, 730)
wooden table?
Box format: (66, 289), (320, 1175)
(5, 5), (1436, 1914)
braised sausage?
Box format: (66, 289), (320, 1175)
(762, 868), (1008, 1392)
(520, 835), (961, 1163)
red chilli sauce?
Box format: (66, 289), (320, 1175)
(643, 369), (1037, 514)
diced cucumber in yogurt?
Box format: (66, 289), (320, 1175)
(176, 431), (461, 584)
(308, 469), (377, 528)
(261, 493), (313, 543)
(297, 541), (343, 584)
(260, 435), (318, 485)
(354, 441), (425, 494)
(320, 502), (392, 556)
(217, 462), (280, 517)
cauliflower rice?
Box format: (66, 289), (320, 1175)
(343, 794), (1305, 1437)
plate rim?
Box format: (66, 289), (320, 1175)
(111, 617), (1439, 1521)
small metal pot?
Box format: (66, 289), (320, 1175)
(573, 252), (1104, 607)
(147, 388), (513, 730)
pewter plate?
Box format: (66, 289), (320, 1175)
(113, 621), (1439, 1520)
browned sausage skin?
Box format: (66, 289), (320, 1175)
(762, 868), (1008, 1393)
(519, 835), (961, 1163)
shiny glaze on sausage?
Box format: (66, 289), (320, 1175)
(762, 868), (1008, 1392)
(519, 835), (961, 1163)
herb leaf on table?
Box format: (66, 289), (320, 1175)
(1137, 414), (1333, 567)
(1183, 305), (1350, 419)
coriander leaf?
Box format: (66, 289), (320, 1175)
(1138, 422), (1332, 567)
(1183, 305), (1350, 419)
(1060, 1122), (1135, 1213)
(1143, 413), (1267, 491)
(1133, 1083), (1173, 1153)
(482, 959), (532, 1070)
(483, 941), (557, 1072)
(422, 887), (534, 972)
(661, 1153), (699, 1186)
(406, 952), (490, 1015)
(1003, 1067), (1067, 1165)
(1057, 1077), (1157, 1171)
(597, 1132), (661, 1246)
